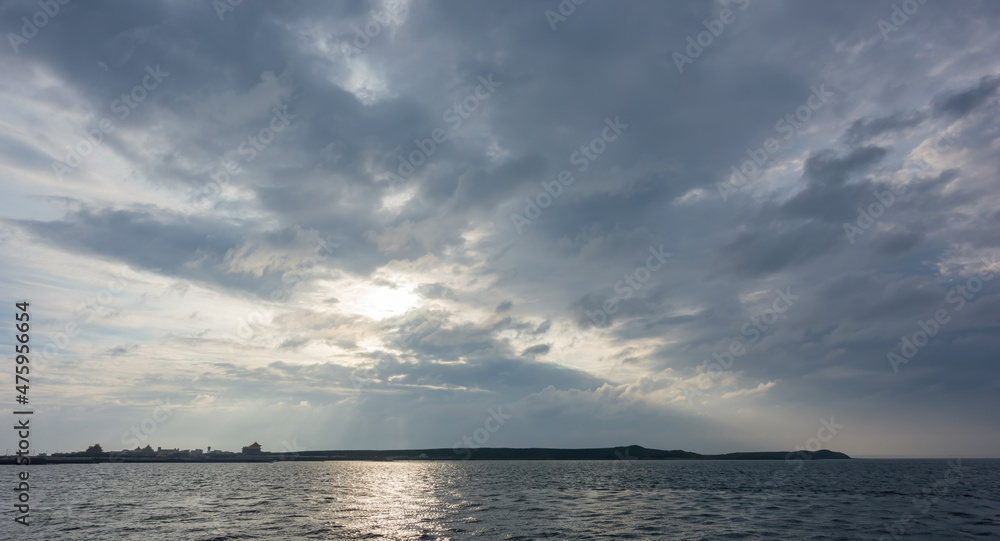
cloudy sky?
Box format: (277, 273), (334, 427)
(1, 0), (998, 458)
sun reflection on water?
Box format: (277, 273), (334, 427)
(317, 461), (466, 539)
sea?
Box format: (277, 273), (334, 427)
(2, 459), (998, 540)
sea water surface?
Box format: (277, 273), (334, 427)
(2, 459), (999, 540)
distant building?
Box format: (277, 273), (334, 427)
(242, 442), (262, 454)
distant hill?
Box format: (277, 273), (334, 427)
(294, 445), (851, 461)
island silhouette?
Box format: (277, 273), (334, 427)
(2, 444), (850, 464)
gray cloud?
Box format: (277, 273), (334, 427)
(842, 111), (925, 146)
(933, 74), (1000, 117)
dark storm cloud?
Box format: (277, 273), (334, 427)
(11, 206), (239, 272)
(720, 221), (843, 278)
(278, 337), (311, 351)
(382, 308), (561, 366)
(802, 146), (889, 187)
(8, 205), (298, 296)
(521, 343), (550, 358)
(417, 283), (459, 300)
(387, 354), (603, 394)
(106, 343), (139, 356)
(842, 111), (925, 146)
(189, 349), (605, 400)
(774, 146), (890, 224)
(873, 228), (924, 256)
(717, 141), (911, 277)
(932, 74), (1000, 118)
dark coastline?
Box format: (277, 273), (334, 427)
(0, 445), (850, 464)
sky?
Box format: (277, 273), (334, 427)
(1, 0), (998, 458)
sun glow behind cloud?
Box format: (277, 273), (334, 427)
(334, 281), (421, 320)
